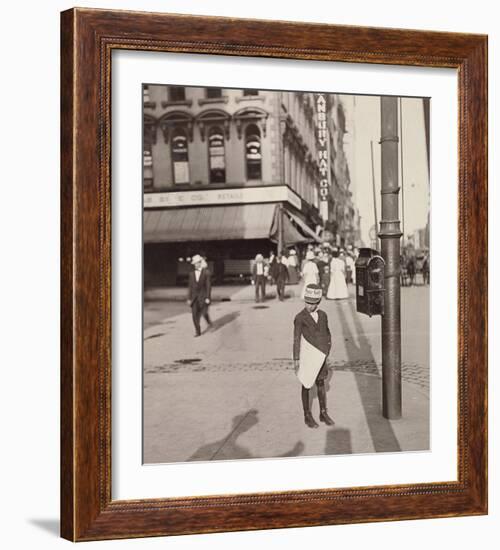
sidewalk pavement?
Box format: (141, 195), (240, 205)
(143, 286), (430, 463)
(144, 282), (302, 303)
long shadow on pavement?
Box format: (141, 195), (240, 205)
(189, 408), (258, 461)
(208, 311), (240, 333)
(335, 300), (401, 453)
(188, 409), (305, 461)
(325, 427), (353, 455)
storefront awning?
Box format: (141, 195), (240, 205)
(144, 204), (280, 243)
(285, 211), (323, 243)
(269, 208), (309, 247)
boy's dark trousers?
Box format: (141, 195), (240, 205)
(255, 275), (266, 302)
(191, 298), (211, 336)
(301, 379), (334, 427)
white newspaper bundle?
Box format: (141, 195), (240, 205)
(296, 335), (326, 389)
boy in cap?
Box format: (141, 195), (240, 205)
(293, 283), (335, 428)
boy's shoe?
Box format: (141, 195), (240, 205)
(304, 412), (319, 429)
(319, 410), (335, 426)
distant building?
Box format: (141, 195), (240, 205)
(326, 96), (359, 248)
(143, 85), (358, 285)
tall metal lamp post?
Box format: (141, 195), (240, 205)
(379, 97), (403, 420)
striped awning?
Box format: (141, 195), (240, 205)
(144, 204), (279, 243)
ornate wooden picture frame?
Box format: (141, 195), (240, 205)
(60, 7), (487, 541)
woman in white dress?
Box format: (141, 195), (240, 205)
(327, 249), (349, 299)
(287, 248), (300, 284)
(300, 250), (319, 299)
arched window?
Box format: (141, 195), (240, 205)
(208, 126), (226, 184)
(245, 124), (262, 181)
(171, 128), (190, 184)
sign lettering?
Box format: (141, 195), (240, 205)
(144, 185), (302, 211)
(316, 93), (331, 221)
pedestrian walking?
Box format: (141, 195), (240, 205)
(293, 284), (334, 428)
(301, 250), (320, 299)
(326, 249), (349, 300)
(422, 253), (430, 285)
(252, 253), (267, 302)
(268, 251), (278, 285)
(316, 251), (329, 295)
(287, 248), (300, 284)
(300, 244), (315, 272)
(275, 255), (289, 301)
(345, 250), (355, 285)
(187, 254), (212, 337)
(407, 255), (416, 286)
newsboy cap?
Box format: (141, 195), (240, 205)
(304, 283), (322, 304)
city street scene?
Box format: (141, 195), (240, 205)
(143, 85), (430, 464)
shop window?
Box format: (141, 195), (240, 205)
(208, 126), (226, 184)
(171, 128), (190, 184)
(169, 86), (186, 102)
(245, 124), (262, 181)
(206, 87), (223, 99)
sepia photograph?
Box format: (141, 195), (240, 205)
(142, 84), (430, 464)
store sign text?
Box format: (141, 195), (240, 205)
(144, 185), (302, 211)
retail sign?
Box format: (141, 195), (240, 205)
(144, 185), (302, 211)
(316, 93), (331, 221)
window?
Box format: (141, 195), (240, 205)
(168, 86), (186, 102)
(143, 115), (156, 188)
(208, 126), (226, 184)
(143, 141), (153, 188)
(243, 89), (259, 96)
(171, 128), (190, 184)
(245, 124), (262, 180)
(206, 87), (223, 99)
(143, 85), (150, 103)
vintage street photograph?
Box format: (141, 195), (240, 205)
(142, 84), (430, 464)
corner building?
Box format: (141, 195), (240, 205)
(143, 85), (331, 285)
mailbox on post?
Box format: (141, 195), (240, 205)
(355, 248), (385, 317)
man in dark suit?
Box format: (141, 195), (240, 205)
(275, 255), (289, 301)
(187, 254), (212, 337)
(293, 284), (334, 428)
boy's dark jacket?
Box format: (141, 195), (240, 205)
(293, 308), (331, 361)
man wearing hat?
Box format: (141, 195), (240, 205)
(275, 255), (289, 301)
(251, 253), (267, 303)
(187, 254), (212, 337)
(293, 283), (335, 428)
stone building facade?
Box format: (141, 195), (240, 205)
(143, 85), (358, 285)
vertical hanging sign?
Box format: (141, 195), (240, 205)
(316, 94), (330, 221)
